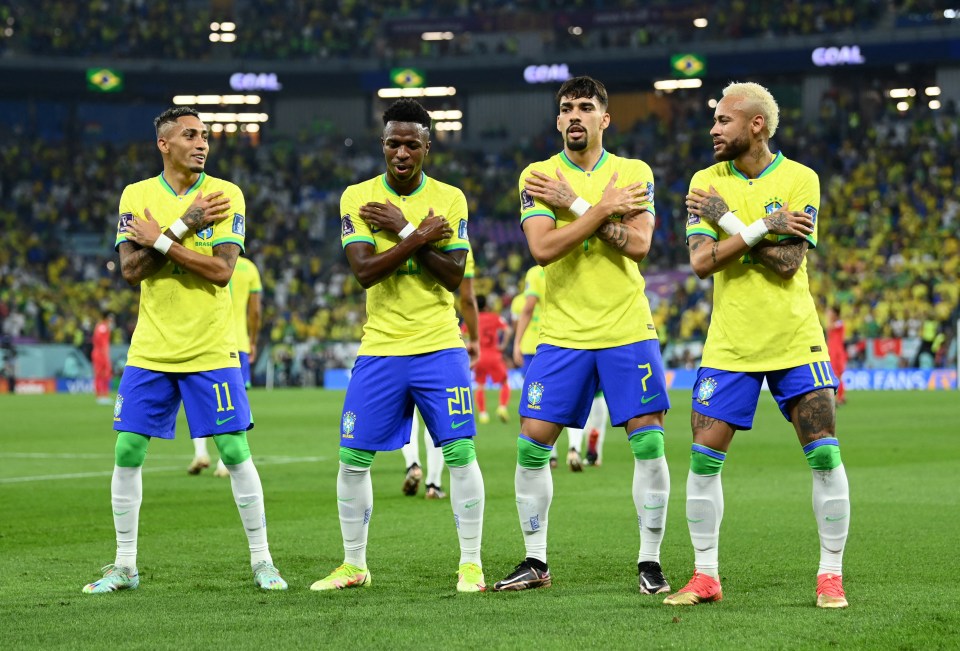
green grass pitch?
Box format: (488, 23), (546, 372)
(1, 389), (957, 649)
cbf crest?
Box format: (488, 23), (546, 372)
(696, 377), (717, 406)
(341, 411), (357, 438)
(196, 225), (214, 240)
(526, 382), (544, 410)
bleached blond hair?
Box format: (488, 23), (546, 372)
(722, 82), (780, 139)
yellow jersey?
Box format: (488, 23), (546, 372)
(510, 265), (544, 355)
(519, 150), (658, 349)
(685, 153), (829, 371)
(116, 172), (245, 372)
(231, 256), (262, 354)
(341, 173), (471, 356)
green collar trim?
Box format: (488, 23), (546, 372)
(381, 172), (427, 197)
(158, 172), (206, 197)
(729, 152), (783, 181)
(559, 149), (608, 173)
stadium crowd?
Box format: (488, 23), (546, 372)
(0, 0), (942, 62)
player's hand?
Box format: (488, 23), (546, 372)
(597, 172), (649, 217)
(524, 169), (578, 209)
(686, 186), (730, 226)
(466, 341), (480, 368)
(249, 342), (257, 363)
(180, 191), (232, 232)
(359, 199), (407, 234)
(416, 209), (453, 243)
(512, 346), (524, 368)
(126, 208), (163, 247)
(762, 202), (814, 237)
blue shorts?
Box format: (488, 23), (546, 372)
(692, 362), (838, 430)
(340, 348), (476, 451)
(521, 353), (535, 376)
(239, 352), (251, 388)
(519, 341), (670, 429)
(113, 366), (252, 439)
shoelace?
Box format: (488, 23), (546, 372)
(818, 574), (844, 596)
(682, 571), (718, 594)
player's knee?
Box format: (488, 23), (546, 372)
(114, 431), (149, 467)
(339, 446), (376, 468)
(517, 435), (552, 469)
(441, 437), (476, 467)
(628, 426), (665, 460)
(690, 444), (726, 476)
(213, 432), (251, 465)
(803, 438), (842, 471)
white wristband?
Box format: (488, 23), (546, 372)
(717, 211), (745, 235)
(741, 219), (770, 247)
(169, 218), (189, 239)
(569, 196), (591, 217)
(153, 234), (174, 255)
(398, 222), (416, 240)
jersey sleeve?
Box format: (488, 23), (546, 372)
(685, 170), (719, 242)
(213, 184), (246, 251)
(438, 189), (471, 254)
(626, 160), (656, 217)
(523, 267), (543, 299)
(464, 247), (476, 278)
(785, 167), (821, 248)
(340, 185), (374, 249)
(115, 185), (137, 250)
(519, 164), (557, 224)
(249, 260), (263, 293)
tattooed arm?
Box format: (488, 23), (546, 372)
(749, 238), (809, 280)
(119, 242), (169, 286)
(595, 209), (654, 262)
(687, 233), (750, 279)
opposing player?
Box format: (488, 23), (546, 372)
(664, 82), (850, 609)
(91, 311), (114, 405)
(825, 306), (847, 405)
(493, 76), (672, 594)
(473, 294), (511, 424)
(189, 254), (262, 477)
(312, 99), (486, 593)
(400, 248), (480, 500)
(82, 107), (286, 593)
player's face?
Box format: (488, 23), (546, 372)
(557, 95), (609, 152)
(710, 96), (753, 162)
(382, 121), (430, 184)
(158, 116), (210, 173)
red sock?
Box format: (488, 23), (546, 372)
(499, 383), (510, 408)
(475, 389), (486, 412)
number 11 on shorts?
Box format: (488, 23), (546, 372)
(212, 382), (235, 412)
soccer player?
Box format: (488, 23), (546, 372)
(664, 82), (850, 609)
(473, 294), (511, 424)
(826, 306), (847, 405)
(189, 254), (262, 477)
(400, 248), (480, 500)
(82, 107), (286, 594)
(91, 311), (114, 405)
(312, 98), (486, 593)
(493, 76), (672, 594)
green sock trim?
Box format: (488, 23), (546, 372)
(115, 431), (149, 467)
(517, 435), (552, 469)
(690, 445), (725, 476)
(805, 444), (842, 471)
(441, 437), (476, 467)
(627, 426), (665, 460)
(213, 431), (251, 465)
(339, 447), (376, 468)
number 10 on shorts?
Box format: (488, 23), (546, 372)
(446, 387), (473, 415)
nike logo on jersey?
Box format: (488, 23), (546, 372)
(451, 420), (470, 429)
(640, 393), (661, 404)
(216, 415), (236, 426)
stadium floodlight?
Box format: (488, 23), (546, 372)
(220, 33), (236, 43)
(173, 95), (261, 106)
(929, 100), (942, 110)
(896, 101), (910, 112)
(693, 18), (708, 28)
(220, 22), (236, 32)
(653, 79), (703, 91)
(210, 22), (220, 31)
(421, 32), (454, 40)
(377, 86), (456, 98)
(568, 26), (583, 35)
(429, 110), (463, 120)
(925, 86), (941, 96)
(945, 9), (957, 18)
(435, 121), (463, 131)
(888, 88), (913, 98)
(225, 123), (238, 133)
(247, 124), (260, 132)
(708, 98), (718, 108)
(211, 123), (224, 132)
(209, 33), (220, 42)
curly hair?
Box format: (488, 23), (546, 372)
(556, 76), (608, 109)
(382, 98), (431, 130)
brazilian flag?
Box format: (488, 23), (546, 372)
(87, 68), (124, 93)
(670, 54), (706, 78)
(390, 67), (425, 88)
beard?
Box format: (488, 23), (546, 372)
(714, 133), (750, 161)
(566, 130), (588, 151)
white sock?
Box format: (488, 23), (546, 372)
(425, 433), (444, 487)
(216, 458), (226, 471)
(567, 428), (584, 454)
(192, 438), (208, 458)
(686, 471), (724, 579)
(587, 397), (609, 463)
(226, 458), (272, 567)
(337, 462), (373, 569)
(112, 465), (142, 571)
(448, 460), (484, 566)
(812, 463), (850, 575)
(401, 412), (420, 469)
(515, 465), (553, 563)
(634, 456), (670, 563)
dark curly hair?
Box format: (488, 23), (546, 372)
(556, 76), (608, 109)
(382, 98), (431, 130)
